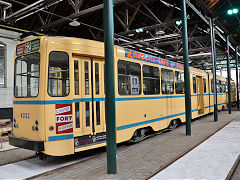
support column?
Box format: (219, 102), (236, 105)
(210, 18), (218, 122)
(226, 35), (232, 114)
(181, 0), (192, 136)
(236, 46), (239, 109)
(104, 0), (117, 174)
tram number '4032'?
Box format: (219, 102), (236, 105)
(21, 113), (30, 119)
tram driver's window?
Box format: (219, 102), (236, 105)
(161, 68), (174, 94)
(48, 51), (69, 97)
(118, 60), (141, 95)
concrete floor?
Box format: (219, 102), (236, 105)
(28, 111), (240, 180)
(151, 119), (240, 179)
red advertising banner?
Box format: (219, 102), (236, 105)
(55, 104), (73, 134)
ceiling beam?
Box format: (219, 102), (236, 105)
(152, 35), (210, 47)
(25, 0), (129, 34)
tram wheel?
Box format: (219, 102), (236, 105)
(36, 152), (48, 160)
(129, 128), (146, 143)
(168, 119), (179, 130)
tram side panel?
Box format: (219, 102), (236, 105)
(115, 57), (186, 143)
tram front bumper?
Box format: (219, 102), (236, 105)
(9, 135), (44, 151)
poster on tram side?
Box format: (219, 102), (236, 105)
(55, 104), (73, 134)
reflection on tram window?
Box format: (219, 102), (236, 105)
(85, 61), (89, 95)
(86, 102), (90, 127)
(48, 51), (69, 97)
(95, 63), (100, 95)
(15, 52), (40, 97)
(203, 77), (207, 93)
(75, 102), (80, 128)
(193, 75), (196, 93)
(96, 101), (100, 125)
(118, 60), (141, 95)
(175, 71), (184, 94)
(143, 65), (160, 95)
(211, 79), (214, 93)
(161, 68), (174, 94)
(74, 60), (79, 95)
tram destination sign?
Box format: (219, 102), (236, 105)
(16, 39), (40, 56)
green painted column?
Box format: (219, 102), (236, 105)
(226, 35), (232, 114)
(181, 0), (192, 136)
(210, 18), (218, 122)
(236, 46), (239, 109)
(103, 0), (117, 174)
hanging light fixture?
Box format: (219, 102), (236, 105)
(69, 19), (80, 26)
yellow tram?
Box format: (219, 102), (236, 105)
(9, 36), (236, 157)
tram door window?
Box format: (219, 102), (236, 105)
(192, 75), (196, 94)
(73, 57), (105, 136)
(92, 59), (105, 133)
(196, 76), (204, 114)
(203, 77), (207, 93)
(74, 60), (80, 129)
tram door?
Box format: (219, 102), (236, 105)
(197, 76), (204, 114)
(73, 56), (105, 137)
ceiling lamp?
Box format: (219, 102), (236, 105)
(69, 19), (80, 26)
(155, 30), (165, 35)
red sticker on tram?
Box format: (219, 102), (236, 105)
(55, 104), (73, 134)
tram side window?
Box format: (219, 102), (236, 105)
(175, 71), (184, 94)
(118, 60), (141, 95)
(48, 51), (69, 97)
(161, 69), (174, 94)
(203, 77), (207, 93)
(143, 65), (160, 95)
(192, 75), (196, 93)
(15, 52), (40, 97)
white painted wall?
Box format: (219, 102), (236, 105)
(0, 29), (21, 108)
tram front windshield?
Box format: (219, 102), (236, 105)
(14, 52), (40, 97)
